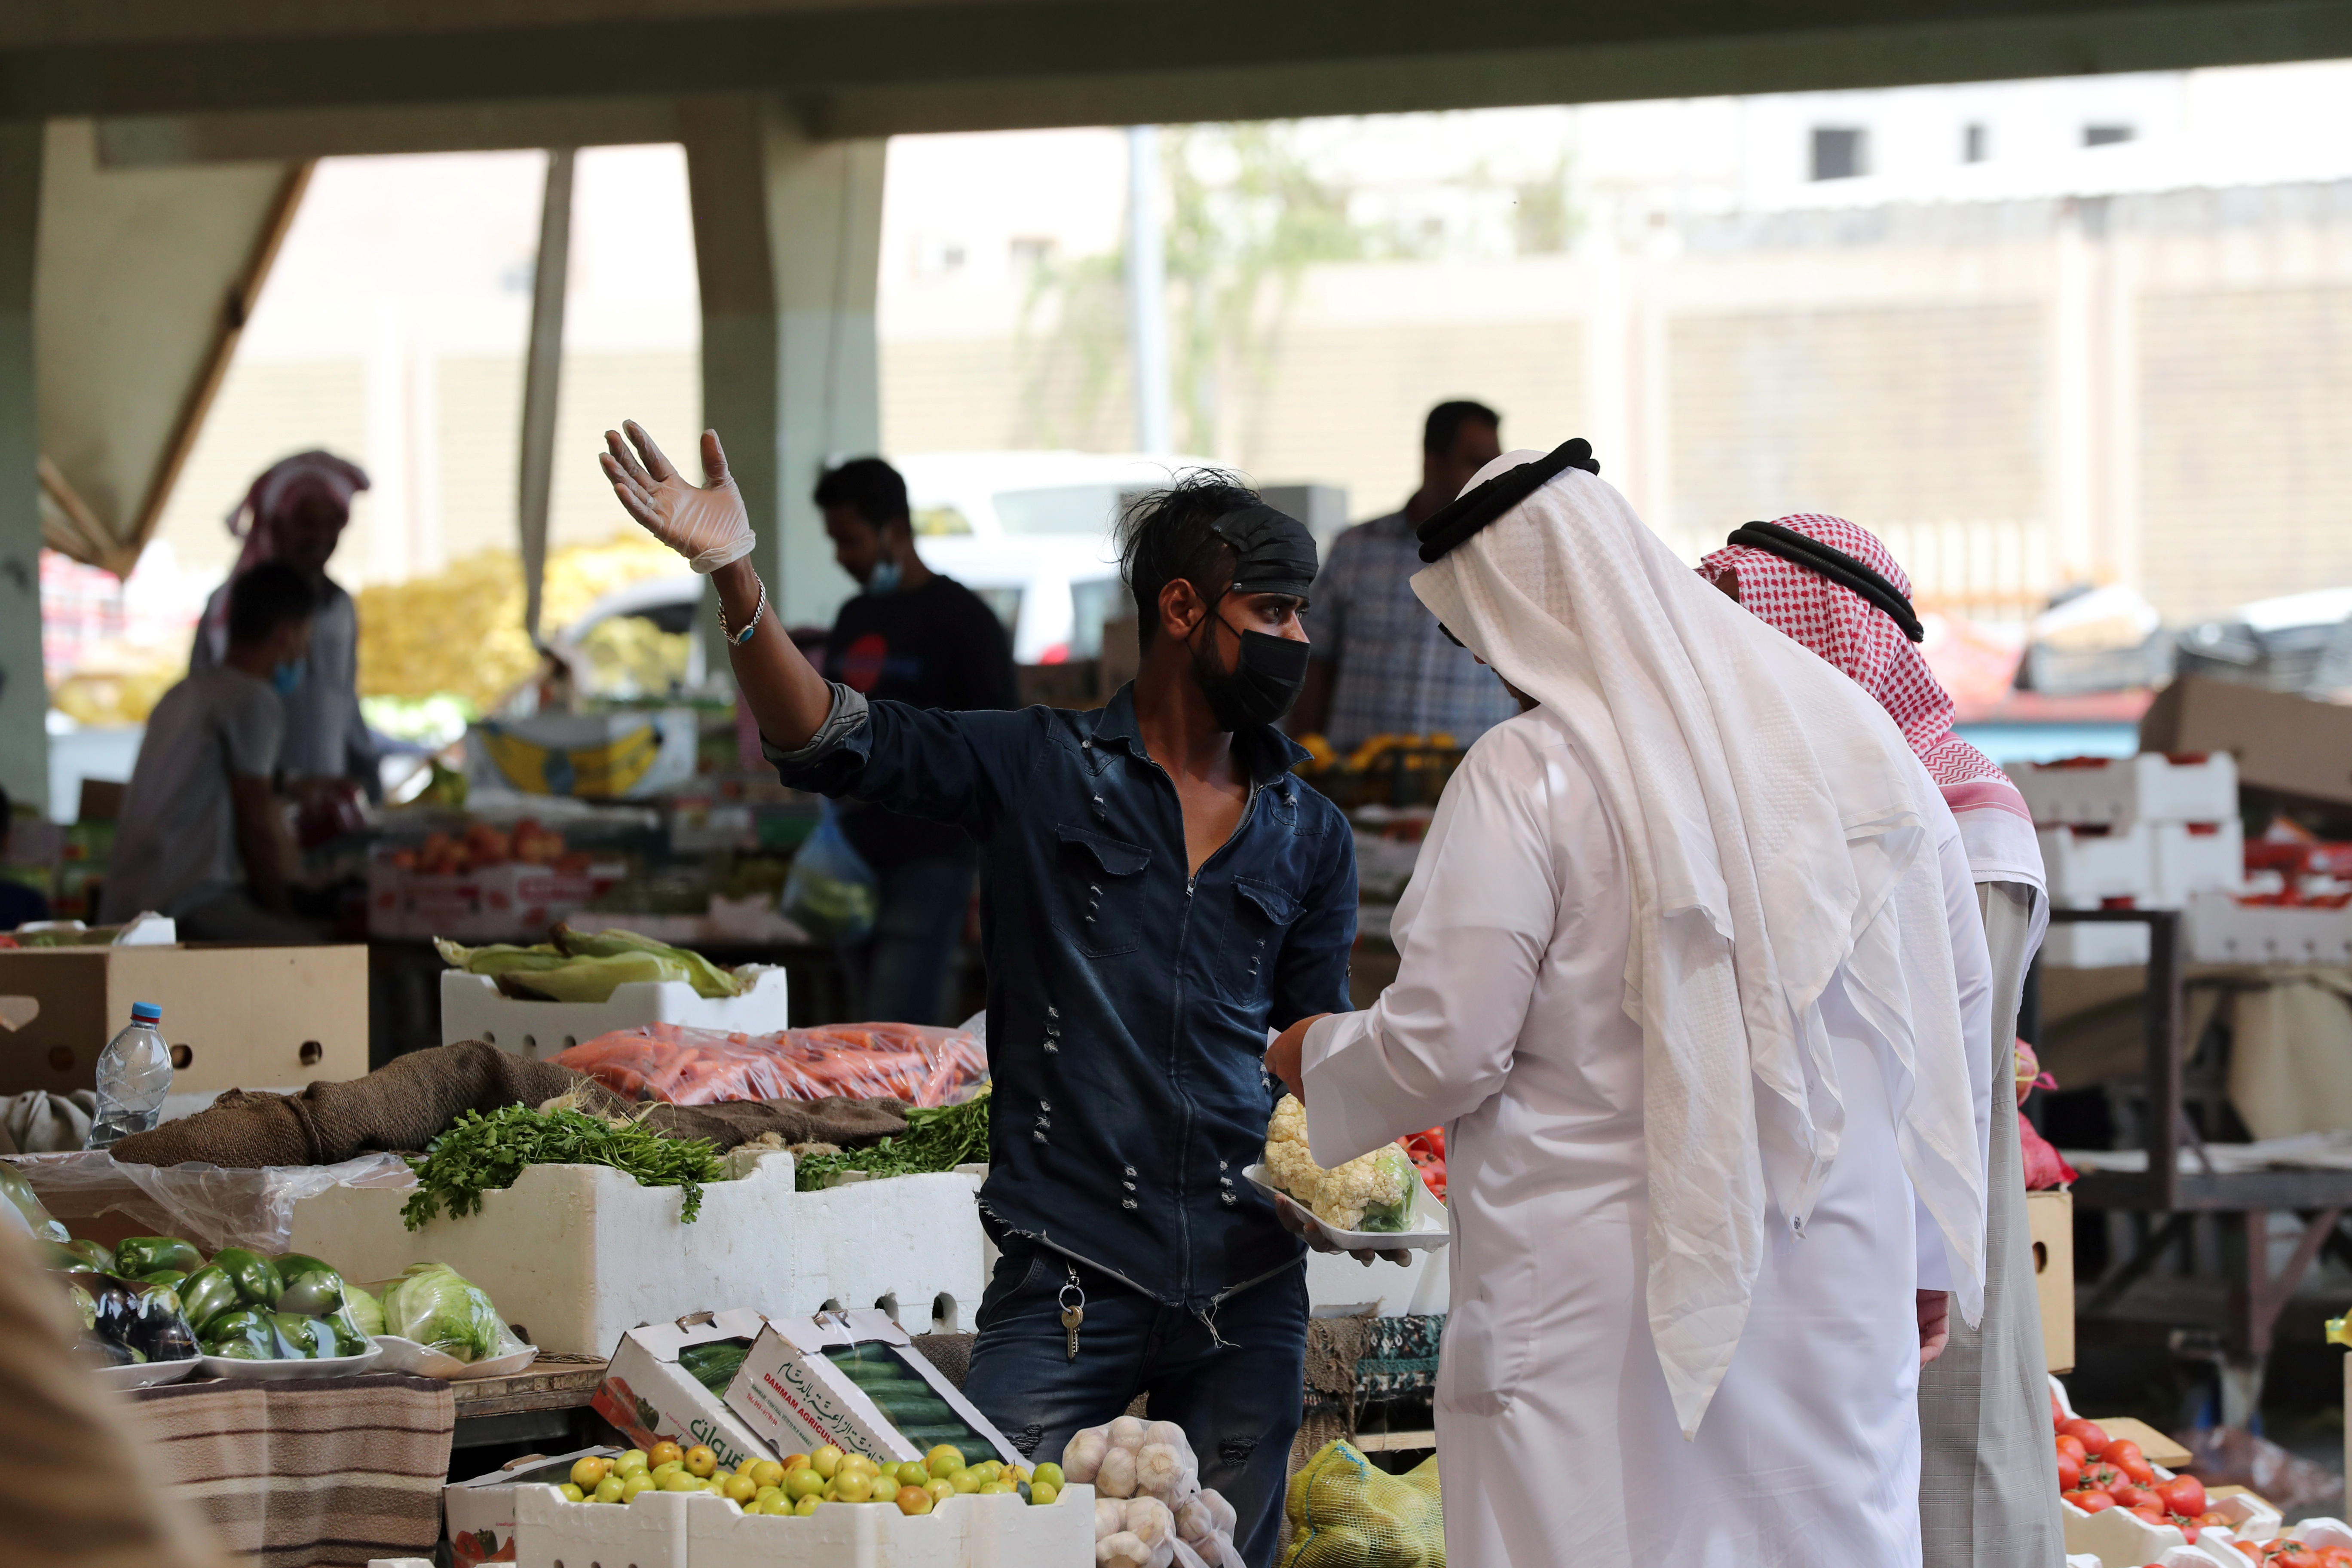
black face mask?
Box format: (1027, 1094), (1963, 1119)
(1188, 611), (1311, 732)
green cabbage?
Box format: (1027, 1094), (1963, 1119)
(379, 1262), (503, 1363)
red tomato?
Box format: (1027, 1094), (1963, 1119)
(2177, 1520), (2201, 1541)
(2129, 1504), (2167, 1526)
(2052, 1388), (2067, 1430)
(2060, 1418), (2110, 1456)
(2056, 1434), (2089, 1464)
(2110, 1484), (2156, 1510)
(2274, 1551), (2323, 1568)
(2156, 1475), (2208, 1517)
(2056, 1453), (2082, 1491)
(2107, 1440), (2155, 1485)
(2062, 1489), (2115, 1513)
(2079, 1461), (2127, 1496)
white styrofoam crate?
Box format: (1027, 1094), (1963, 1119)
(2042, 922), (2153, 969)
(2186, 890), (2352, 966)
(1306, 1243), (1450, 1317)
(2051, 1376), (2280, 1565)
(2040, 824), (2155, 909)
(440, 966), (791, 1055)
(286, 1153), (987, 1356)
(2150, 819), (2245, 906)
(514, 1483), (700, 1568)
(2016, 753), (2239, 829)
(689, 1486), (1095, 1568)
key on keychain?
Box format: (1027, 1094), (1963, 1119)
(1060, 1271), (1086, 1362)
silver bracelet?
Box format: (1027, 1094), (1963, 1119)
(718, 574), (766, 646)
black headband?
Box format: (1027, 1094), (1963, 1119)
(1207, 502), (1318, 600)
(1415, 438), (1601, 563)
(1724, 520), (1925, 642)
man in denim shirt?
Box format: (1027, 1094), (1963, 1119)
(601, 423), (1356, 1565)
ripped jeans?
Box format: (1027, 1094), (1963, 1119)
(960, 1243), (1307, 1568)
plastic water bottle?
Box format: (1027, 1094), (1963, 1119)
(87, 1001), (172, 1150)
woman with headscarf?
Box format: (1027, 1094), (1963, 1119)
(191, 451), (377, 794)
(1701, 514), (2058, 1568)
(1265, 444), (1991, 1566)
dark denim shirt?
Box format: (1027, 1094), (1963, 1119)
(767, 682), (1357, 1309)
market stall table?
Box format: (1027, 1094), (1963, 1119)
(123, 1370), (454, 1566)
(447, 1352), (609, 1455)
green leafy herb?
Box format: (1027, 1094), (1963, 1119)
(793, 1090), (992, 1191)
(402, 1106), (723, 1229)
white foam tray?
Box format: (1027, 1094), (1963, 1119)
(1243, 1164), (1451, 1253)
(2051, 1375), (2281, 1565)
(440, 965), (791, 1057)
(287, 1152), (987, 1356)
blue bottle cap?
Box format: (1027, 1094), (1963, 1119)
(130, 1002), (161, 1023)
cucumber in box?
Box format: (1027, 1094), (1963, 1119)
(589, 1310), (778, 1476)
(722, 1308), (1020, 1467)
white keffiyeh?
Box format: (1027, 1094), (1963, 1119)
(1412, 453), (1987, 1437)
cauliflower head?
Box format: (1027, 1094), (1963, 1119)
(1263, 1094), (1418, 1232)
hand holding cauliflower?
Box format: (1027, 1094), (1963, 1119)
(1263, 1094), (1417, 1233)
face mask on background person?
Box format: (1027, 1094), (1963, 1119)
(1188, 602), (1310, 731)
(272, 659), (306, 697)
(866, 556), (903, 596)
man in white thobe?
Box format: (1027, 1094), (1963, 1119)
(1268, 444), (1991, 1567)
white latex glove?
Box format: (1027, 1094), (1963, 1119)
(600, 420), (756, 573)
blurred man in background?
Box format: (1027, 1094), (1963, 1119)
(191, 451), (377, 799)
(813, 457), (1019, 1023)
(106, 564), (319, 943)
(1289, 400), (1518, 750)
(0, 785), (50, 931)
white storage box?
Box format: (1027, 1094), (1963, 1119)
(2150, 819), (2244, 906)
(514, 1483), (702, 1568)
(440, 965), (791, 1055)
(2185, 890), (2352, 965)
(2050, 1376), (2281, 1563)
(447, 1448), (620, 1568)
(2040, 824), (2155, 910)
(285, 1153), (987, 1356)
(2017, 752), (2239, 829)
(689, 1485), (1095, 1568)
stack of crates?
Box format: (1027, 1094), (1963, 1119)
(2013, 753), (2241, 968)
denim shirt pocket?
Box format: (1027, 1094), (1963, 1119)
(1218, 875), (1302, 1001)
(1051, 823), (1151, 958)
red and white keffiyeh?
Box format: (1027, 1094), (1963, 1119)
(1700, 514), (2046, 906)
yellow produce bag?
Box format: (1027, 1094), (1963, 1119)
(1282, 1440), (1442, 1568)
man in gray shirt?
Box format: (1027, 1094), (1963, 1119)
(103, 564), (319, 943)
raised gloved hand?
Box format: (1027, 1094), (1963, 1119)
(600, 421), (756, 573)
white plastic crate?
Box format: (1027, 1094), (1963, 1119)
(285, 1152), (987, 1356)
(2016, 753), (2239, 829)
(689, 1483), (1095, 1568)
(2150, 819), (2245, 906)
(2186, 890), (2352, 965)
(2040, 824), (2156, 909)
(440, 966), (792, 1055)
(514, 1484), (702, 1568)
(2040, 921), (2152, 968)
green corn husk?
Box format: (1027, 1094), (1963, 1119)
(552, 923), (746, 999)
(496, 951), (692, 1003)
(434, 938), (571, 976)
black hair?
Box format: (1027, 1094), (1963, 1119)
(1115, 470), (1261, 652)
(1424, 399), (1501, 456)
(226, 561), (317, 646)
(812, 457), (910, 531)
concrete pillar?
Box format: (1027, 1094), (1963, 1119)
(680, 96), (885, 640)
(0, 128), (42, 815)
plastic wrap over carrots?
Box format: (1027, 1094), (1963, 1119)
(554, 1020), (986, 1107)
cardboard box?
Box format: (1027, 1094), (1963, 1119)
(0, 944), (366, 1098)
(590, 1309), (780, 1476)
(444, 1446), (619, 1567)
(2028, 1188), (2075, 1374)
(724, 1309), (1020, 1467)
(2141, 675), (2352, 810)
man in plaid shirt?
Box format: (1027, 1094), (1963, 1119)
(1290, 401), (1519, 751)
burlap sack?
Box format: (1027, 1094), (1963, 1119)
(110, 1042), (598, 1168)
(109, 1042), (915, 1169)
